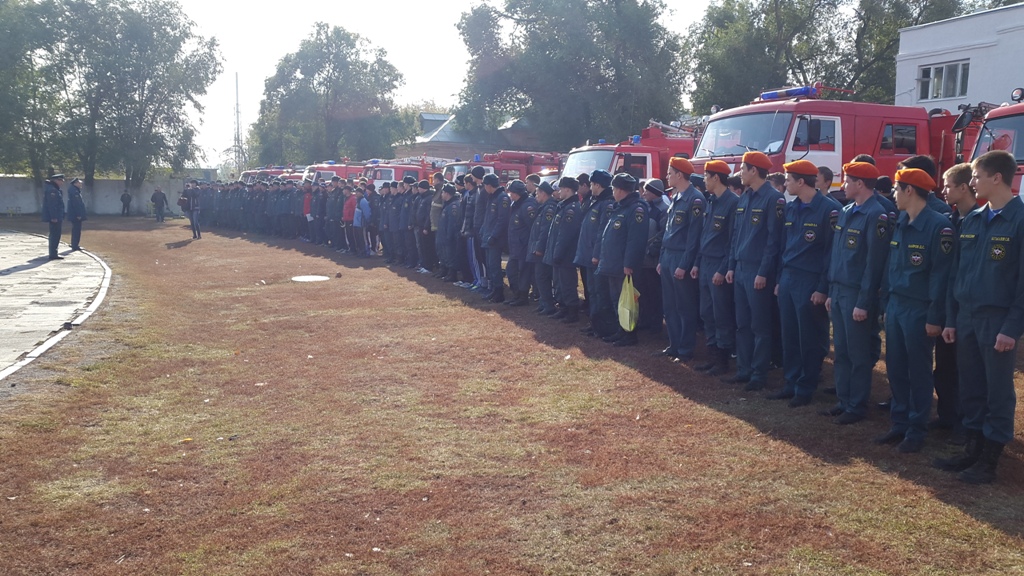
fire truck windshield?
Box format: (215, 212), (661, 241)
(563, 150), (615, 177)
(373, 168), (395, 181)
(973, 114), (1024, 164)
(695, 112), (793, 158)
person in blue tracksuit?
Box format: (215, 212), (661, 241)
(692, 160), (739, 376)
(544, 177), (583, 322)
(876, 168), (953, 454)
(768, 160), (841, 407)
(935, 150), (1024, 484)
(595, 173), (649, 346)
(725, 152), (785, 390)
(530, 181), (559, 315)
(824, 162), (890, 425)
(656, 157), (705, 361)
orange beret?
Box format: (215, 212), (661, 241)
(703, 160), (731, 176)
(842, 162), (879, 181)
(895, 168), (936, 192)
(669, 157), (694, 175)
(783, 159), (818, 177)
(742, 151), (772, 171)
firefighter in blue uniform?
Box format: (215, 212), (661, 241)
(399, 177), (417, 267)
(935, 150), (1024, 484)
(768, 160), (842, 407)
(438, 183), (462, 280)
(505, 179), (538, 306)
(544, 177), (583, 322)
(876, 168), (953, 453)
(530, 181), (559, 315)
(824, 162), (890, 425)
(480, 173), (511, 302)
(656, 157), (705, 361)
(575, 170), (615, 337)
(42, 174), (66, 260)
(692, 160), (739, 376)
(725, 152), (785, 389)
(595, 173), (649, 346)
(66, 177), (87, 251)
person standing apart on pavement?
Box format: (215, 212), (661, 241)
(66, 177), (87, 251)
(42, 174), (66, 260)
(120, 189), (132, 216)
(184, 184), (202, 239)
(151, 187), (169, 222)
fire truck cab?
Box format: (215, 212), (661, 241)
(362, 158), (447, 187)
(442, 151), (563, 184)
(954, 87), (1024, 195)
(238, 166), (303, 185)
(689, 85), (964, 192)
(301, 160), (364, 184)
(560, 121), (700, 183)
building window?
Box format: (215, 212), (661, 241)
(918, 61), (969, 101)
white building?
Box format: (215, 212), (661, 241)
(895, 4), (1024, 112)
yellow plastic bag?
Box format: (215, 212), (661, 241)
(618, 275), (640, 332)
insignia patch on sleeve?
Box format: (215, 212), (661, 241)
(635, 207), (645, 223)
(829, 209), (839, 229)
(776, 197), (786, 219)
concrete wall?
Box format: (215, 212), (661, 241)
(895, 5), (1024, 110)
(1, 177), (187, 216)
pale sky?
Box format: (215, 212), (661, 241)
(176, 0), (711, 166)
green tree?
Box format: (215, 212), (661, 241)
(252, 23), (409, 165)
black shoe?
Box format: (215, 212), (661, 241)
(928, 418), (955, 431)
(602, 331), (624, 343)
(561, 312), (579, 324)
(766, 390), (795, 400)
(948, 426), (968, 446)
(821, 386), (837, 395)
(722, 373), (751, 384)
(835, 412), (864, 425)
(48, 255), (64, 260)
(613, 333), (638, 347)
(819, 406), (844, 417)
(877, 398), (891, 410)
(898, 436), (925, 453)
(538, 308), (557, 316)
(743, 380), (764, 391)
(579, 325), (594, 333)
(550, 309), (568, 320)
(788, 395), (812, 408)
(71, 246), (82, 251)
(651, 347), (675, 357)
(693, 352), (718, 372)
(672, 354), (694, 363)
(934, 430), (984, 471)
(957, 439), (1005, 484)
(873, 429), (905, 445)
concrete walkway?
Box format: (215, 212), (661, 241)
(0, 229), (110, 380)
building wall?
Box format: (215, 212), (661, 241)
(0, 177), (187, 217)
(895, 5), (1024, 111)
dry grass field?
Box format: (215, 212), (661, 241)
(1, 216), (1023, 575)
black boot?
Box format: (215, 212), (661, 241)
(508, 291), (529, 307)
(488, 286), (505, 303)
(602, 330), (624, 343)
(694, 346), (719, 372)
(613, 330), (638, 347)
(933, 429), (984, 472)
(706, 346), (731, 376)
(958, 438), (1005, 484)
(561, 308), (579, 323)
(550, 308), (568, 320)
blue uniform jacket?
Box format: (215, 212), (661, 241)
(507, 196), (538, 261)
(439, 195), (463, 246)
(884, 207), (954, 325)
(661, 184), (705, 273)
(780, 191), (842, 293)
(573, 188), (614, 268)
(398, 191), (414, 231)
(41, 181), (65, 222)
(481, 189), (511, 249)
(729, 181), (785, 277)
(544, 196), (582, 266)
(827, 194), (890, 310)
(66, 184), (86, 221)
(696, 190), (739, 275)
(596, 192), (649, 276)
(528, 198), (558, 263)
(948, 197), (1024, 338)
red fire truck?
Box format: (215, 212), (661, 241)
(362, 157), (449, 187)
(238, 166), (305, 185)
(301, 160), (364, 184)
(442, 150), (563, 183)
(560, 120), (701, 183)
(953, 87), (1024, 195)
(687, 84), (973, 192)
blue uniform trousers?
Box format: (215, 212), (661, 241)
(734, 262), (774, 382)
(485, 246), (504, 288)
(555, 264), (580, 311)
(698, 257), (734, 350)
(957, 308), (1018, 444)
(829, 285), (875, 416)
(778, 269), (830, 398)
(536, 262), (555, 313)
(884, 296), (933, 440)
(48, 221), (62, 257)
(404, 230), (417, 266)
(590, 268), (617, 337)
(70, 220), (82, 250)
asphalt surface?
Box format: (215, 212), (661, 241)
(0, 229), (109, 380)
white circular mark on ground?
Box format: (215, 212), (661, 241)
(291, 275), (331, 283)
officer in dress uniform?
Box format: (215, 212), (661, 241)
(42, 174), (66, 260)
(768, 160), (842, 407)
(692, 160), (739, 376)
(823, 162), (890, 425)
(725, 151), (786, 390)
(530, 181), (560, 315)
(595, 173), (649, 346)
(875, 168), (953, 454)
(936, 150), (1024, 484)
(655, 157), (705, 362)
(544, 178), (583, 322)
(575, 170), (616, 337)
(66, 178), (87, 251)
(505, 179), (538, 307)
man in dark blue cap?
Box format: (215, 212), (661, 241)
(480, 173), (511, 302)
(66, 178), (87, 251)
(42, 174), (66, 260)
(505, 179), (538, 306)
(575, 169), (616, 337)
(596, 173), (649, 346)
